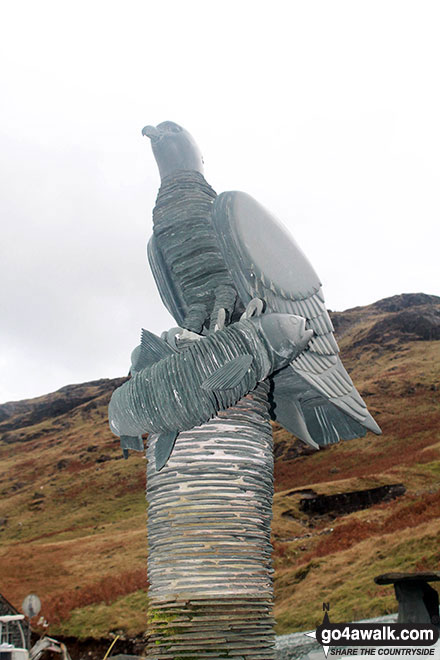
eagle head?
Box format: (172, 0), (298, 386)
(142, 121), (204, 180)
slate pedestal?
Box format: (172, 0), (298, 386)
(145, 382), (275, 659)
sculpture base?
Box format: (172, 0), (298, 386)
(145, 383), (275, 658)
(146, 597), (275, 659)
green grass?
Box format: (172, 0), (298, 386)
(50, 589), (149, 638)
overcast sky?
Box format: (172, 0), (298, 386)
(1, 1), (439, 403)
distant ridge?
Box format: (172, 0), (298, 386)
(331, 292), (440, 343)
(0, 378), (127, 433)
(341, 292), (440, 313)
(2, 293), (439, 413)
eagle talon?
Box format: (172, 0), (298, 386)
(178, 328), (203, 342)
(240, 298), (264, 321)
(161, 327), (183, 348)
(214, 308), (226, 332)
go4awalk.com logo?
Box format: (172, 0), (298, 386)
(305, 604), (439, 658)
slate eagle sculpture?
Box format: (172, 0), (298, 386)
(144, 122), (380, 434)
(109, 120), (381, 468)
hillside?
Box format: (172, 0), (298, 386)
(0, 293), (439, 643)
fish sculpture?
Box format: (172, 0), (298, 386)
(109, 310), (313, 470)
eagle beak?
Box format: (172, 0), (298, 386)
(142, 125), (161, 140)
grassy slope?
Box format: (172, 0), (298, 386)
(272, 296), (440, 631)
(0, 390), (149, 637)
(0, 295), (439, 638)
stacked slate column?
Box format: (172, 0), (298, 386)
(145, 382), (276, 659)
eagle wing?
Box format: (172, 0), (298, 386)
(147, 234), (188, 328)
(211, 191), (381, 447)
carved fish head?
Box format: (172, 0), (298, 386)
(252, 313), (314, 371)
(142, 121), (204, 180)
